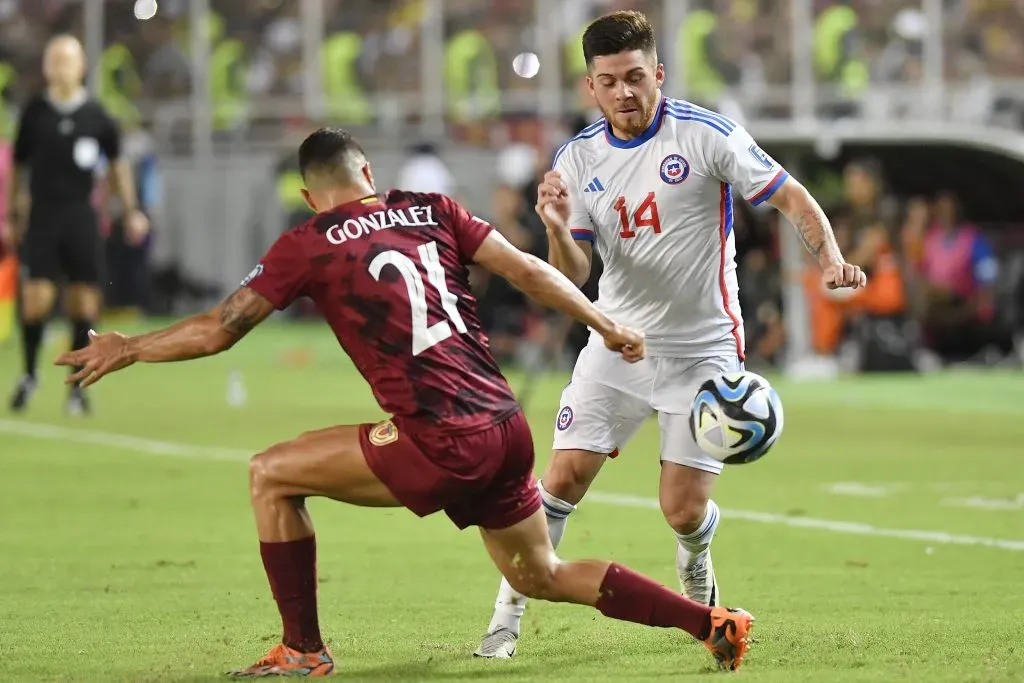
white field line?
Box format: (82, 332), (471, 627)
(3, 419), (1024, 553)
(585, 492), (1024, 552)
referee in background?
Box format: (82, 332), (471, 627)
(1, 35), (149, 415)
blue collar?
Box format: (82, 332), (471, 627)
(604, 97), (666, 149)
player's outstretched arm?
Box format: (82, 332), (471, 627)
(768, 178), (867, 290)
(54, 287), (275, 387)
(472, 230), (644, 362)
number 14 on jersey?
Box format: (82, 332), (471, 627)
(614, 192), (662, 239)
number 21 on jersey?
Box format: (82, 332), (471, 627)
(369, 241), (468, 356)
(614, 192), (662, 239)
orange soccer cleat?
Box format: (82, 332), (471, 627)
(228, 643), (335, 678)
(702, 606), (754, 671)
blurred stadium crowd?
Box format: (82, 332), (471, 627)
(0, 0), (1022, 371)
(3, 0), (1023, 125)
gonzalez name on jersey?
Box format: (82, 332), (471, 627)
(553, 97), (788, 360)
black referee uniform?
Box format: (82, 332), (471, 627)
(15, 91), (119, 284)
(9, 90), (121, 414)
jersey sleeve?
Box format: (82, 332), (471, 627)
(12, 100), (36, 165)
(708, 125), (789, 206)
(97, 107), (121, 161)
(243, 230), (310, 310)
(442, 195), (495, 263)
(552, 147), (595, 243)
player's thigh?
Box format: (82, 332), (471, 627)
(443, 411), (543, 531)
(652, 357), (742, 527)
(652, 355), (743, 474)
(548, 379), (651, 502)
(60, 214), (103, 309)
(552, 376), (651, 453)
(250, 424), (400, 507)
(19, 278), (57, 320)
(18, 226), (59, 319)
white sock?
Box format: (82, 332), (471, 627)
(675, 499), (720, 568)
(488, 480), (576, 635)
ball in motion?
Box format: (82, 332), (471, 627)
(512, 52), (540, 79)
(689, 371), (783, 465)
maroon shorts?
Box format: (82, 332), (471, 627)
(359, 411), (541, 530)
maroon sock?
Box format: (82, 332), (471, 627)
(595, 563), (713, 640)
(259, 536), (324, 653)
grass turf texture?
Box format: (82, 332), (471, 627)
(2, 320), (1023, 682)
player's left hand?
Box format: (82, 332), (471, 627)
(125, 209), (150, 247)
(54, 330), (136, 388)
(602, 323), (646, 363)
(823, 262), (867, 290)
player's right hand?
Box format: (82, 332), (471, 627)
(535, 170), (571, 231)
(602, 323), (646, 363)
(54, 329), (136, 387)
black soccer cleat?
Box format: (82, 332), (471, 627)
(66, 386), (91, 416)
(9, 375), (37, 413)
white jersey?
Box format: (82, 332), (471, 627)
(553, 96), (789, 359)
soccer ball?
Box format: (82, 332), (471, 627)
(689, 371), (784, 465)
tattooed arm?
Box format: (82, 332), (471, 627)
(768, 178), (866, 289)
(767, 179), (843, 268)
(126, 287), (276, 362)
(54, 287), (276, 386)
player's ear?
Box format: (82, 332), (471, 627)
(584, 74), (596, 100)
(362, 162), (375, 191)
(655, 63), (665, 87)
(300, 188), (317, 213)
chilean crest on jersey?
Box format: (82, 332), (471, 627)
(659, 154), (690, 185)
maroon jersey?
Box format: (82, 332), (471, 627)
(244, 190), (520, 434)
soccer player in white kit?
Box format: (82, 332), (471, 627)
(474, 11), (866, 660)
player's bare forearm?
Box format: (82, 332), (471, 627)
(127, 287), (275, 363)
(769, 180), (844, 269)
(475, 231), (611, 334)
(516, 253), (613, 334)
(54, 288), (275, 387)
(109, 159), (139, 212)
(546, 228), (592, 287)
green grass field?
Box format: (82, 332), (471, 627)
(2, 321), (1023, 682)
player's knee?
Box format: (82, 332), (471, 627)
(64, 285), (101, 319)
(21, 284), (56, 320)
(248, 448), (284, 501)
(505, 561), (560, 601)
(20, 302), (48, 322)
(661, 496), (708, 535)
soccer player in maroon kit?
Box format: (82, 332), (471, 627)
(56, 128), (754, 676)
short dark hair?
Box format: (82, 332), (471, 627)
(297, 127), (367, 184)
(582, 11), (657, 66)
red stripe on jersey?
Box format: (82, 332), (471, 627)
(719, 183), (745, 361)
(747, 170), (787, 205)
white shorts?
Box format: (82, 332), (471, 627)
(551, 342), (743, 475)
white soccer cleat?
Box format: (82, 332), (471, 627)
(473, 627), (518, 659)
(678, 546), (719, 607)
